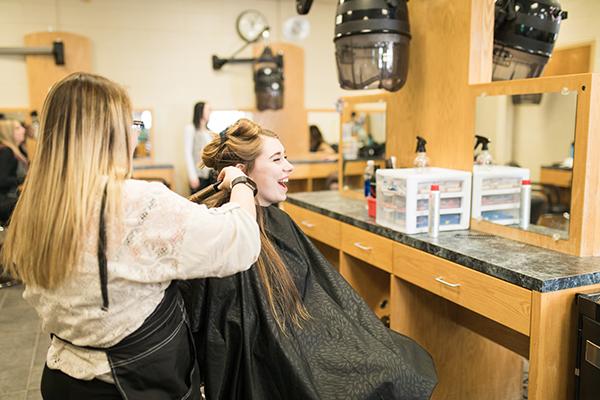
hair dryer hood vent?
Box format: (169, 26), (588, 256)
(334, 0), (411, 92)
(493, 0), (567, 83)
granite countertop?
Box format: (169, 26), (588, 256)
(133, 164), (174, 170)
(286, 191), (600, 293)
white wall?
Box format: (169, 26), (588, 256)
(556, 0), (600, 71)
(0, 0), (360, 193)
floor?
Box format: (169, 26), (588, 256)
(0, 285), (46, 400)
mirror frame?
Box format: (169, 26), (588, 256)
(470, 73), (600, 256)
(338, 93), (391, 198)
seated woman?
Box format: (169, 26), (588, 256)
(309, 125), (336, 155)
(0, 119), (28, 224)
(180, 119), (437, 400)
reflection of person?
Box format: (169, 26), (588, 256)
(180, 119), (437, 400)
(184, 101), (215, 193)
(309, 125), (336, 154)
(1, 73), (260, 399)
(0, 119), (28, 224)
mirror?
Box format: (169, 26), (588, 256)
(132, 109), (154, 162)
(474, 90), (577, 239)
(207, 110), (255, 133)
(340, 99), (387, 192)
(307, 110), (339, 157)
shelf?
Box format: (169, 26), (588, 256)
(482, 217), (519, 226)
(480, 188), (520, 196)
(416, 191), (467, 200)
(480, 203), (520, 212)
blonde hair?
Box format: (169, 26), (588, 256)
(1, 73), (134, 289)
(0, 119), (27, 163)
(202, 119), (310, 331)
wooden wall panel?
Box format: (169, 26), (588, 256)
(24, 32), (92, 114)
(543, 42), (595, 77)
(386, 0), (494, 171)
(252, 43), (307, 158)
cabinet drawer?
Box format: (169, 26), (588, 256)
(341, 223), (393, 273)
(393, 242), (531, 335)
(283, 203), (340, 248)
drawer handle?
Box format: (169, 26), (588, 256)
(353, 242), (373, 252)
(435, 276), (461, 288)
(301, 220), (315, 228)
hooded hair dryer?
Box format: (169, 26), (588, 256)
(334, 0), (411, 92)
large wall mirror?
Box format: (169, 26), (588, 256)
(338, 94), (389, 193)
(470, 73), (600, 256)
(475, 90), (577, 239)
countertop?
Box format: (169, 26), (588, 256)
(286, 191), (600, 293)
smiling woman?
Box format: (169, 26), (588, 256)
(180, 119), (437, 400)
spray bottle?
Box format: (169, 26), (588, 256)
(474, 135), (493, 165)
(414, 136), (430, 170)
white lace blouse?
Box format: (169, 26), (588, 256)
(23, 179), (260, 382)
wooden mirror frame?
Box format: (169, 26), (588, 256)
(469, 73), (600, 256)
(337, 93), (391, 198)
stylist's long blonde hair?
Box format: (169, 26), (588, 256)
(1, 73), (134, 289)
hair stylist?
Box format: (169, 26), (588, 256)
(0, 72), (260, 400)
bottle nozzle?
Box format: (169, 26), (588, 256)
(475, 135), (491, 151)
(416, 136), (427, 153)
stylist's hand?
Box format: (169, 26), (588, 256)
(218, 165), (256, 220)
(217, 166), (247, 191)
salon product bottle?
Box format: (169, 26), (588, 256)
(364, 160), (375, 197)
(385, 155), (397, 169)
(520, 180), (531, 230)
(369, 166), (379, 198)
(414, 136), (429, 169)
(428, 184), (440, 238)
(474, 135), (493, 165)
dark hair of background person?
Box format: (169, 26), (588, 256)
(309, 125), (326, 152)
(192, 101), (206, 130)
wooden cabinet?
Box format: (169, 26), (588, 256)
(393, 242), (531, 335)
(341, 223), (393, 273)
(283, 203), (340, 248)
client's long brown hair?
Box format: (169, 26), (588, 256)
(202, 119), (309, 331)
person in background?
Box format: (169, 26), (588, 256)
(181, 119), (437, 400)
(0, 119), (28, 224)
(1, 73), (261, 400)
(184, 101), (215, 193)
(309, 124), (336, 155)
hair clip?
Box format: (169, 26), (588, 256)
(219, 127), (228, 144)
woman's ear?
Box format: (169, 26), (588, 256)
(235, 163), (247, 173)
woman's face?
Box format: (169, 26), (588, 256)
(248, 136), (294, 207)
(13, 121), (26, 145)
(202, 104), (212, 123)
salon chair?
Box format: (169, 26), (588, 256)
(0, 224), (19, 289)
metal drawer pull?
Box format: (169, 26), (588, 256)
(353, 242), (373, 251)
(586, 340), (600, 370)
(301, 220), (315, 228)
(435, 276), (461, 288)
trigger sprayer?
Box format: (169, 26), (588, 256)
(414, 136), (430, 169)
(474, 135), (493, 165)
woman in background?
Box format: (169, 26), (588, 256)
(181, 119), (437, 400)
(1, 73), (260, 399)
(0, 119), (28, 224)
(184, 101), (215, 193)
(309, 124), (336, 155)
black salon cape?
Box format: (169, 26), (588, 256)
(179, 205), (437, 400)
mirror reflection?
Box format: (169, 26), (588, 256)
(341, 101), (387, 191)
(474, 90), (577, 239)
(307, 110), (339, 156)
(132, 109), (153, 161)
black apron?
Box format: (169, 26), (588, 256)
(52, 185), (201, 400)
